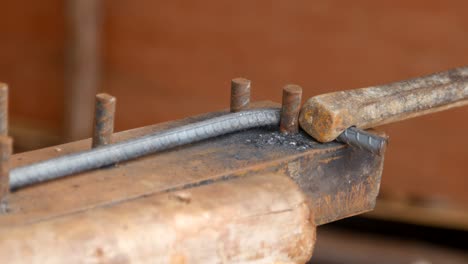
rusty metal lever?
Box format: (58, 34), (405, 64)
(299, 67), (468, 144)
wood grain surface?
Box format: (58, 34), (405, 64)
(0, 173), (315, 263)
(0, 103), (324, 263)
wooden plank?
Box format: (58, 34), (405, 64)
(0, 173), (316, 263)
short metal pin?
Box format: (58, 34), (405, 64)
(92, 93), (116, 148)
(280, 84), (302, 134)
(0, 83), (8, 136)
(0, 84), (10, 212)
(0, 136), (12, 213)
(230, 78), (251, 112)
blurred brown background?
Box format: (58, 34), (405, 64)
(1, 0), (467, 262)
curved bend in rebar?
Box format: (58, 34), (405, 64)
(10, 108), (281, 189)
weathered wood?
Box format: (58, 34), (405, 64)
(0, 173), (316, 263)
(1, 102), (383, 227)
(0, 102), (384, 262)
(300, 67), (468, 142)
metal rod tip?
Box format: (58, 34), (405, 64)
(92, 93), (116, 148)
(280, 84), (302, 134)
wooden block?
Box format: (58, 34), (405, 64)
(0, 173), (315, 263)
(0, 102), (384, 263)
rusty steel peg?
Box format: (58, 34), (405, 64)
(0, 136), (12, 212)
(92, 93), (116, 148)
(0, 83), (8, 136)
(280, 84), (302, 134)
(230, 78), (251, 112)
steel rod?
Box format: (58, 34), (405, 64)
(10, 108), (281, 189)
(0, 136), (12, 212)
(230, 78), (251, 112)
(0, 84), (8, 136)
(280, 84), (302, 134)
(337, 127), (387, 156)
(92, 93), (116, 148)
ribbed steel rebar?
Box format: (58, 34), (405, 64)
(10, 108), (281, 189)
(337, 127), (387, 156)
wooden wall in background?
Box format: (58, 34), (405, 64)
(1, 1), (468, 209)
(1, 1), (65, 149)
